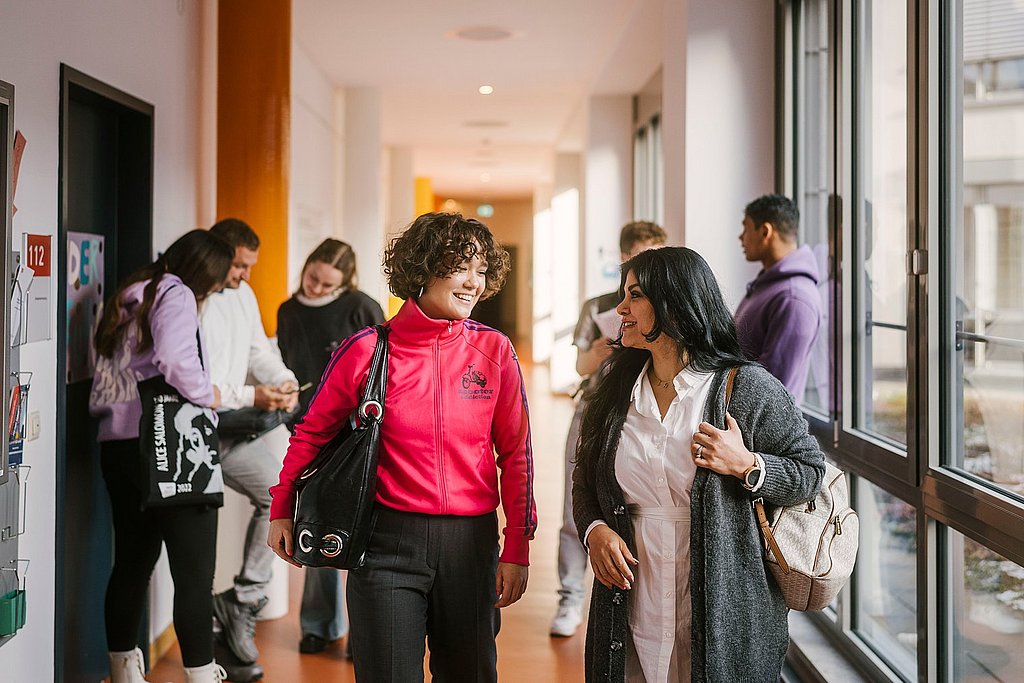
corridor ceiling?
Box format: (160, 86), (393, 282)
(294, 0), (664, 198)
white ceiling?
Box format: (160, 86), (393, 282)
(294, 0), (664, 198)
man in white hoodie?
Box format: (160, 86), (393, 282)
(201, 218), (298, 678)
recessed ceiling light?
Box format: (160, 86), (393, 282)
(480, 173), (491, 183)
(449, 26), (513, 41)
(478, 85), (494, 95)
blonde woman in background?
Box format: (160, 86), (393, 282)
(276, 238), (385, 656)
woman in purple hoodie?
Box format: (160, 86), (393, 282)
(90, 229), (233, 683)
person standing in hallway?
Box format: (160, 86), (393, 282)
(275, 238), (385, 656)
(551, 221), (667, 638)
(200, 218), (299, 676)
(268, 212), (536, 682)
(735, 194), (822, 400)
(573, 247), (825, 682)
(90, 229), (233, 683)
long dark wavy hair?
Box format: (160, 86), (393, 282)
(95, 229), (233, 358)
(383, 212), (511, 301)
(577, 247), (748, 465)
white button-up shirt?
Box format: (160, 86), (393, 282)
(615, 360), (713, 683)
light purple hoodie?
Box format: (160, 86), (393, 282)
(734, 245), (822, 400)
(89, 274), (216, 441)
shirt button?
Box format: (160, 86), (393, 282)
(664, 591), (671, 598)
(610, 640), (623, 652)
(664, 631), (672, 639)
(658, 477), (665, 484)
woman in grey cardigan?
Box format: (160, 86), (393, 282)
(572, 247), (825, 682)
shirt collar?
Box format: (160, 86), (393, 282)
(629, 359), (713, 416)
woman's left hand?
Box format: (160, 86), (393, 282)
(494, 561), (529, 608)
(691, 412), (756, 479)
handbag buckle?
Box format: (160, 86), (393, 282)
(359, 400), (383, 421)
(298, 529), (314, 554)
(320, 533), (343, 557)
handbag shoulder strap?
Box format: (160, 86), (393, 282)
(724, 366), (738, 410)
(357, 325), (390, 421)
(730, 364), (793, 574)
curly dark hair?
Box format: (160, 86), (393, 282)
(383, 212), (511, 301)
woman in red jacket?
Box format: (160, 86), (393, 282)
(268, 212), (537, 682)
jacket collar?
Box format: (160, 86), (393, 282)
(388, 298), (466, 346)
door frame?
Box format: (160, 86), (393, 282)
(56, 64), (153, 681)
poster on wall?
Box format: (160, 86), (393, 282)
(67, 232), (105, 384)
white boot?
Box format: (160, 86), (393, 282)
(108, 647), (148, 683)
(183, 661), (228, 683)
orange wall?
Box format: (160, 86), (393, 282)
(216, 0), (290, 335)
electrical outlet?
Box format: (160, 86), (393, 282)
(28, 411), (40, 441)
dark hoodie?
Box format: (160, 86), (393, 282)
(734, 244), (822, 400)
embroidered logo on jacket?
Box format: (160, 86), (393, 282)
(459, 364), (494, 400)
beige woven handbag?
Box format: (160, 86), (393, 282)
(725, 368), (859, 611)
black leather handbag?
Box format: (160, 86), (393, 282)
(292, 325), (389, 569)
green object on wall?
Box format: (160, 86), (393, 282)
(0, 588), (26, 636)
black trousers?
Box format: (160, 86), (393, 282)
(101, 439), (218, 667)
(347, 506), (501, 682)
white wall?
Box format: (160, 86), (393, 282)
(583, 95), (634, 300)
(682, 0), (774, 307)
(290, 43), (340, 292)
(342, 88), (388, 307)
(0, 0), (204, 678)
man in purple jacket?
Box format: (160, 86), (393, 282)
(735, 194), (822, 401)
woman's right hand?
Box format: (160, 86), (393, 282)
(587, 523), (638, 591)
(267, 518), (302, 567)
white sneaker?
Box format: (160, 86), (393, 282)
(549, 603), (583, 637)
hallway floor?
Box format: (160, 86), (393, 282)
(149, 364), (589, 682)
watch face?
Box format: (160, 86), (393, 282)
(745, 467), (763, 489)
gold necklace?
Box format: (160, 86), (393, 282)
(648, 367), (677, 389)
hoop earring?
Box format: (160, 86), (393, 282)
(418, 286), (424, 298)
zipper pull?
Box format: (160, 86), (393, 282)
(834, 515), (842, 535)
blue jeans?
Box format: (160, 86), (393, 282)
(300, 567), (347, 640)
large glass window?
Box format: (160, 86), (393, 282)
(853, 0), (908, 448)
(950, 530), (1024, 681)
(947, 0), (1024, 500)
(795, 0), (833, 415)
(781, 0), (1024, 681)
(855, 479), (918, 679)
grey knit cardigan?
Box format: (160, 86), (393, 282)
(572, 364), (826, 683)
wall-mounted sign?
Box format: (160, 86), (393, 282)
(67, 232), (105, 383)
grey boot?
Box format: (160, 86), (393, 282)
(108, 647), (147, 683)
(184, 661), (228, 683)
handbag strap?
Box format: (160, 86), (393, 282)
(726, 365), (793, 574)
(357, 325), (390, 422)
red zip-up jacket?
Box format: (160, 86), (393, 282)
(270, 299), (537, 565)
